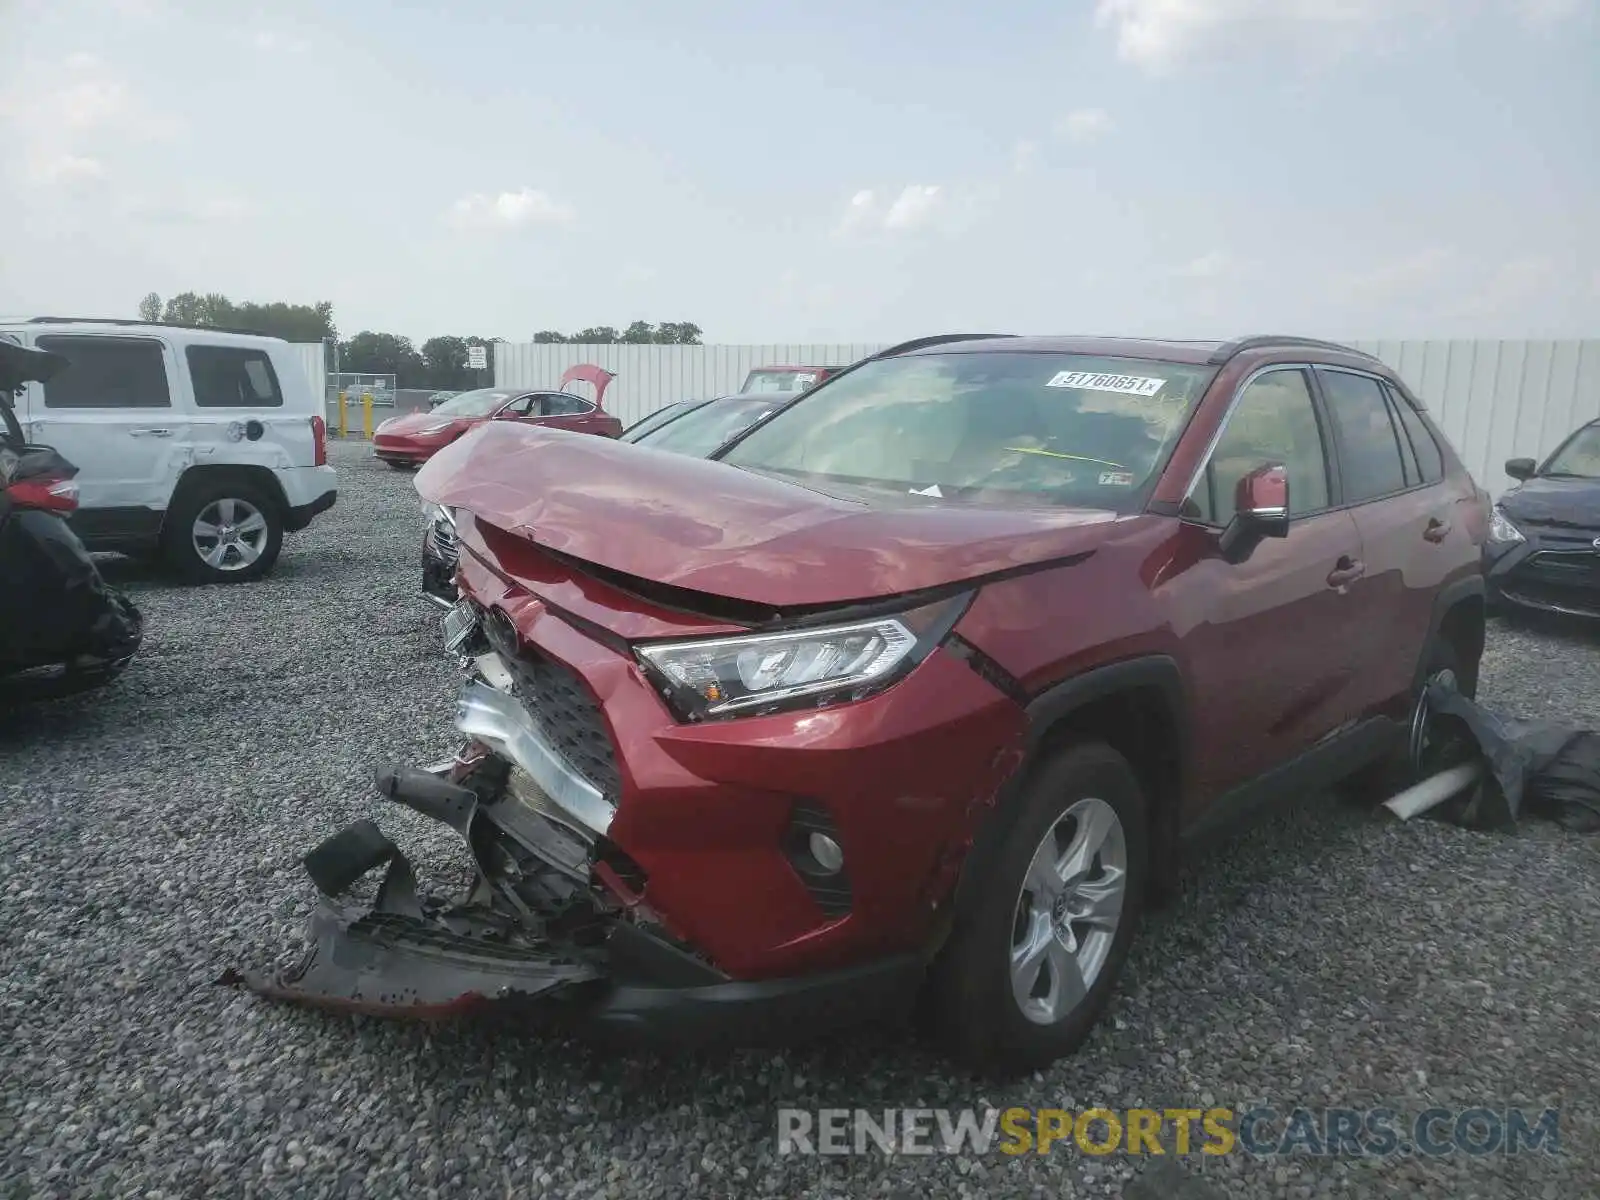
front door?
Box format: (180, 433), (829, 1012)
(1166, 366), (1369, 809)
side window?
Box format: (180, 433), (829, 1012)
(500, 394), (537, 416)
(1185, 368), (1329, 525)
(34, 335), (171, 409)
(1386, 384), (1444, 483)
(1317, 370), (1408, 502)
(186, 345), (284, 408)
(544, 393), (593, 416)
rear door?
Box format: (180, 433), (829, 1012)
(1312, 367), (1456, 715)
(27, 333), (189, 522)
(183, 342), (312, 466)
(1172, 365), (1368, 796)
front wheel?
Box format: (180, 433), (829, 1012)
(163, 480), (283, 584)
(384, 460), (416, 471)
(929, 741), (1148, 1073)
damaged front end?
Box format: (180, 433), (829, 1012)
(224, 598), (921, 1044)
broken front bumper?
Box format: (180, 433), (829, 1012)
(224, 627), (921, 1047)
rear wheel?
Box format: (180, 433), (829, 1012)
(928, 741), (1147, 1074)
(384, 460), (416, 471)
(1341, 636), (1473, 801)
(163, 479), (283, 584)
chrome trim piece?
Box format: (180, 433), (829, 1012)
(454, 679), (615, 837)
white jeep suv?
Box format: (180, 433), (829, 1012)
(0, 318), (336, 583)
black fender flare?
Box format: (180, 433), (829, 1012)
(947, 654), (1188, 922)
(1417, 573), (1486, 690)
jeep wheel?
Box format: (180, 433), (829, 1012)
(164, 480), (283, 584)
(930, 741), (1147, 1074)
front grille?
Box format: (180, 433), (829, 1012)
(1520, 519), (1600, 553)
(1520, 550), (1600, 589)
(481, 608), (622, 801)
(427, 518), (459, 569)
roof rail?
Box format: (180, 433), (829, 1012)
(1207, 335), (1375, 364)
(26, 316), (285, 339)
(873, 333), (1016, 359)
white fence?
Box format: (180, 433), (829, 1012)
(493, 343), (889, 429)
(291, 338), (1598, 497)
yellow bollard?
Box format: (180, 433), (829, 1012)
(362, 392), (374, 440)
(337, 390), (348, 438)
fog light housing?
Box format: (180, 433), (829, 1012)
(807, 832), (845, 874)
(783, 801), (853, 918)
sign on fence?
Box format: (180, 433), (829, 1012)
(467, 345), (488, 371)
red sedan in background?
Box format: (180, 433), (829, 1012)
(373, 364), (621, 469)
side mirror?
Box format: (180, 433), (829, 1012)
(1218, 463), (1290, 563)
(1504, 457), (1536, 482)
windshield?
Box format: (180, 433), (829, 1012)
(640, 398), (780, 457)
(620, 401), (701, 443)
(720, 351), (1216, 509)
(742, 368), (822, 393)
(1543, 425), (1600, 478)
(429, 388), (513, 417)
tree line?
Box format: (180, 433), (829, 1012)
(135, 292), (702, 390)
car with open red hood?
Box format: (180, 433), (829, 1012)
(372, 364), (620, 469)
(236, 333), (1489, 1072)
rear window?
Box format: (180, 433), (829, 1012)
(721, 351), (1216, 511)
(35, 335), (171, 409)
(742, 369), (823, 393)
(186, 345), (284, 408)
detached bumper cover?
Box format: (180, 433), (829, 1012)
(224, 770), (923, 1045)
(220, 819), (604, 1016)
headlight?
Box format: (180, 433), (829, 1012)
(1488, 505), (1524, 545)
(416, 422), (454, 436)
(636, 592), (972, 720)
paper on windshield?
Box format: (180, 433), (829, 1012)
(1045, 371), (1166, 397)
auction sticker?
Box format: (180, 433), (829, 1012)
(1098, 470), (1136, 486)
(1046, 370), (1166, 397)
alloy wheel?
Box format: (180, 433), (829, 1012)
(191, 497), (269, 572)
(1010, 796), (1128, 1026)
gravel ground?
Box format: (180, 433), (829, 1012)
(3, 439), (1597, 1199)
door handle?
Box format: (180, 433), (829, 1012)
(1326, 556), (1365, 589)
(130, 428), (174, 438)
(1423, 518), (1452, 543)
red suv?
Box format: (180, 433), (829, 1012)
(241, 335), (1488, 1071)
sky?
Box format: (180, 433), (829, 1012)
(0, 0), (1596, 345)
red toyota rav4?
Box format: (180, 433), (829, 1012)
(238, 334), (1488, 1071)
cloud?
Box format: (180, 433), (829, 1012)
(836, 185), (945, 235)
(1011, 139), (1040, 174)
(884, 185), (943, 230)
(1094, 0), (1585, 70)
(446, 187), (576, 231)
(1056, 108), (1113, 142)
(26, 153), (107, 185)
(1337, 246), (1458, 300)
(1174, 250), (1239, 279)
(250, 31), (311, 53)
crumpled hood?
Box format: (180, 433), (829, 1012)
(1499, 475), (1600, 526)
(378, 411), (476, 437)
(414, 421), (1118, 608)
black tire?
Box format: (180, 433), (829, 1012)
(384, 460), (415, 471)
(1340, 636), (1473, 801)
(162, 477), (283, 584)
(928, 740), (1148, 1074)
